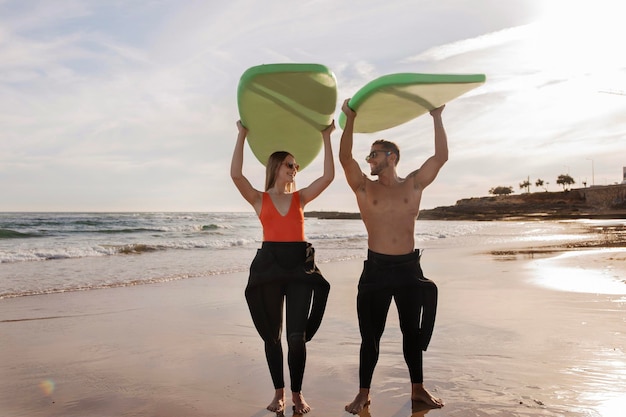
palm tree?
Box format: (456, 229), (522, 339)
(556, 174), (575, 190)
(535, 179), (547, 192)
(519, 179), (531, 193)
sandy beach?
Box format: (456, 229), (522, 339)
(1, 223), (625, 417)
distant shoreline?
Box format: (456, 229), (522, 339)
(306, 184), (626, 221)
(305, 211), (361, 220)
(305, 210), (626, 221)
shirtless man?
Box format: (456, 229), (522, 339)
(339, 98), (447, 414)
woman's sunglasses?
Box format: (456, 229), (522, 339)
(283, 162), (300, 171)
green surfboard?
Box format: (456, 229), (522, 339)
(339, 73), (486, 133)
(237, 63), (337, 170)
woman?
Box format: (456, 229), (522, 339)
(230, 120), (335, 414)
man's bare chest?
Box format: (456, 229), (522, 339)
(358, 184), (422, 216)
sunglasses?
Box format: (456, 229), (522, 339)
(283, 162), (300, 171)
(365, 150), (392, 162)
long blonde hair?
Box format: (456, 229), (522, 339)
(265, 151), (295, 192)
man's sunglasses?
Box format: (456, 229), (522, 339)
(365, 150), (392, 162)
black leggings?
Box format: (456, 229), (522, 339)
(357, 250), (438, 388)
(246, 242), (324, 393)
(256, 281), (313, 392)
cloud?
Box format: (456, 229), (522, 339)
(405, 24), (534, 63)
(1, 0), (626, 211)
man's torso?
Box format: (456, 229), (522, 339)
(356, 177), (423, 255)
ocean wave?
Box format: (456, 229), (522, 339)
(201, 224), (220, 231)
(94, 228), (164, 234)
(0, 258), (255, 298)
(0, 236), (261, 264)
(308, 232), (368, 240)
(0, 267), (251, 300)
(0, 229), (40, 239)
(116, 244), (164, 254)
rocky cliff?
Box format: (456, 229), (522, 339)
(306, 184), (626, 221)
(419, 184), (626, 220)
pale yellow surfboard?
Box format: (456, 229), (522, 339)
(339, 73), (486, 133)
(237, 63), (337, 170)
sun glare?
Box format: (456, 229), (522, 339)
(535, 0), (626, 85)
(529, 249), (626, 295)
(592, 394), (626, 417)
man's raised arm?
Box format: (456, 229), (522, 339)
(412, 105), (448, 190)
(339, 99), (365, 192)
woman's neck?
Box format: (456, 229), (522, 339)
(268, 182), (292, 194)
(268, 186), (287, 195)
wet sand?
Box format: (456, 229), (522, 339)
(1, 227), (625, 417)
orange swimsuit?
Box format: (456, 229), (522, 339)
(259, 191), (305, 242)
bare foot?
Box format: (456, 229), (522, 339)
(411, 383), (444, 408)
(345, 388), (371, 414)
(292, 391), (311, 414)
(267, 388), (285, 413)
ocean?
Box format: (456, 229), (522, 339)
(0, 212), (616, 299)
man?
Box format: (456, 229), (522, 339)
(339, 98), (447, 414)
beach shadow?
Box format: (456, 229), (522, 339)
(489, 249), (561, 261)
(356, 403), (372, 417)
(352, 400), (434, 417)
(249, 409), (285, 417)
(410, 400), (435, 416)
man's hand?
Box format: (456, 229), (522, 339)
(342, 98), (356, 119)
(429, 105), (445, 117)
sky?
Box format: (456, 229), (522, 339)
(1, 0), (625, 213)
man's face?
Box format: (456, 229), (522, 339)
(366, 148), (391, 176)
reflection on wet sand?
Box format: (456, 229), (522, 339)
(355, 400), (436, 417)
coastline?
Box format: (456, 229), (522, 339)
(307, 184), (626, 221)
(1, 221), (625, 417)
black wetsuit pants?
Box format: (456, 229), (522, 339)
(245, 242), (328, 393)
(357, 249), (438, 388)
(256, 280), (312, 392)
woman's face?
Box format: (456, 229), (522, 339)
(278, 155), (299, 183)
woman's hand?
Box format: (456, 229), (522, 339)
(322, 120), (335, 138)
(236, 120), (248, 136)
